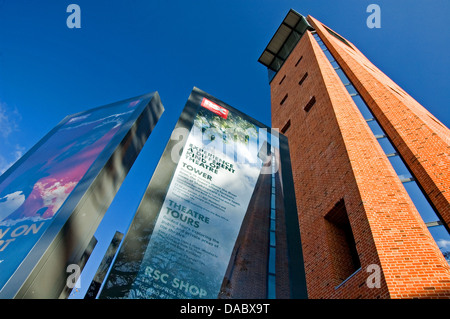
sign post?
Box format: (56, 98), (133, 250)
(100, 88), (306, 299)
(0, 92), (164, 298)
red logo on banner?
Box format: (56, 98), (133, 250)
(201, 98), (229, 119)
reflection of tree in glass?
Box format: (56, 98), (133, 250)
(436, 239), (450, 265)
(195, 109), (257, 145)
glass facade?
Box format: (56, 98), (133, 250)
(312, 32), (450, 264)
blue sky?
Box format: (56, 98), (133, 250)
(0, 0), (449, 298)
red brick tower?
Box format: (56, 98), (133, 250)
(259, 10), (450, 298)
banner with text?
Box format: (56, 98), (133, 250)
(127, 98), (270, 298)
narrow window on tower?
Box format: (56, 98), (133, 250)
(323, 25), (354, 50)
(428, 114), (445, 128)
(295, 56), (303, 67)
(324, 199), (361, 286)
(281, 120), (291, 134)
(303, 96), (316, 112)
(279, 75), (286, 85)
(388, 85), (404, 98)
(280, 94), (288, 106)
(298, 72), (308, 86)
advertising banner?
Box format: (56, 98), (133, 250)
(129, 100), (265, 298)
(0, 92), (163, 298)
(100, 88), (306, 299)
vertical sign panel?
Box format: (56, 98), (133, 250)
(129, 98), (264, 299)
(0, 92), (163, 298)
(100, 88), (306, 299)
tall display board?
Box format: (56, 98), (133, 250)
(100, 88), (306, 299)
(0, 92), (164, 298)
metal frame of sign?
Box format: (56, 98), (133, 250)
(99, 87), (306, 299)
(0, 92), (164, 298)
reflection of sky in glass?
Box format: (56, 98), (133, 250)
(313, 29), (450, 269)
(428, 225), (450, 265)
(354, 98), (373, 120)
(402, 182), (440, 224)
(0, 99), (141, 225)
(388, 156), (411, 178)
(366, 120), (384, 136)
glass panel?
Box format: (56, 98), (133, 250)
(377, 137), (396, 155)
(267, 274), (276, 299)
(345, 84), (358, 96)
(323, 50), (335, 62)
(352, 95), (373, 119)
(279, 31), (301, 60)
(295, 19), (309, 34)
(270, 219), (276, 231)
(268, 68), (276, 83)
(270, 231), (276, 247)
(271, 208), (276, 220)
(269, 57), (284, 72)
(335, 68), (350, 83)
(403, 182), (441, 223)
(0, 95), (148, 292)
(428, 225), (450, 265)
(268, 247), (276, 274)
(388, 155), (412, 178)
(330, 60), (339, 69)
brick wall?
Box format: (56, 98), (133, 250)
(308, 16), (450, 228)
(269, 17), (450, 298)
